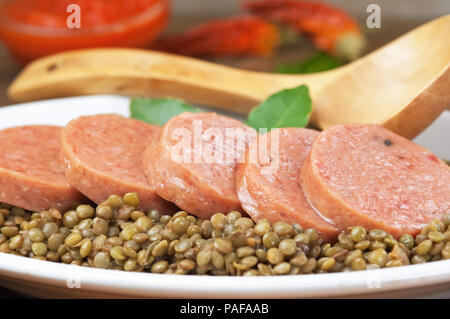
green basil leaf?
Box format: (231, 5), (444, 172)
(130, 98), (200, 125)
(277, 52), (342, 74)
(245, 85), (311, 132)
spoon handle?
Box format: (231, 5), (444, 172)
(8, 48), (309, 114)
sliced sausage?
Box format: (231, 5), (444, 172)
(62, 114), (176, 213)
(145, 112), (256, 219)
(300, 124), (450, 238)
(0, 126), (85, 211)
(236, 128), (338, 242)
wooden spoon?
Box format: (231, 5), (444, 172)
(8, 15), (450, 138)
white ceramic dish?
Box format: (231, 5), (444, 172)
(0, 95), (449, 299)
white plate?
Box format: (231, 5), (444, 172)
(0, 95), (449, 299)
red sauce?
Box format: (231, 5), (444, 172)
(0, 0), (170, 64)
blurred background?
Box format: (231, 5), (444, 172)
(172, 0), (448, 20)
(0, 0), (449, 106)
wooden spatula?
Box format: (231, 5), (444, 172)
(8, 15), (450, 139)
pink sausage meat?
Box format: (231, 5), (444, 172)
(145, 112), (256, 219)
(62, 114), (176, 213)
(0, 126), (85, 211)
(236, 128), (338, 242)
(300, 124), (450, 238)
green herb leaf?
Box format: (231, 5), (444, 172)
(277, 52), (342, 74)
(131, 87), (312, 132)
(245, 85), (312, 131)
(130, 98), (200, 125)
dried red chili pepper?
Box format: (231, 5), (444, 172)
(243, 0), (366, 60)
(155, 16), (280, 58)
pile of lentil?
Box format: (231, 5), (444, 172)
(0, 193), (449, 276)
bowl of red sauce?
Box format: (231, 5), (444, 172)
(0, 0), (170, 64)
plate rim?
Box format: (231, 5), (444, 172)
(0, 252), (449, 298)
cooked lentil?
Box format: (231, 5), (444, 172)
(0, 195), (449, 276)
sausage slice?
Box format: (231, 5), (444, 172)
(236, 128), (338, 242)
(62, 114), (176, 213)
(0, 126), (85, 211)
(301, 124), (450, 238)
(145, 112), (256, 218)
